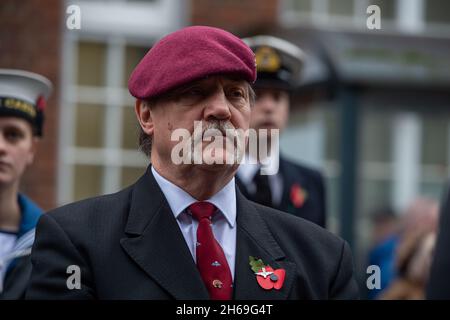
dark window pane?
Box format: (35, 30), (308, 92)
(329, 0), (354, 16)
(324, 107), (341, 161)
(371, 0), (395, 20)
(420, 182), (446, 201)
(361, 112), (392, 162)
(74, 165), (103, 201)
(75, 104), (105, 147)
(426, 0), (450, 24)
(124, 45), (149, 87)
(421, 115), (448, 165)
(77, 42), (106, 86)
(121, 106), (140, 149)
(359, 180), (393, 218)
(291, 0), (312, 12)
(121, 167), (146, 187)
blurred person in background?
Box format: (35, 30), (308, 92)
(427, 186), (450, 299)
(236, 36), (326, 228)
(0, 69), (52, 299)
(380, 197), (438, 300)
(367, 207), (399, 299)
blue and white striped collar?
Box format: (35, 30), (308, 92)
(17, 194), (42, 238)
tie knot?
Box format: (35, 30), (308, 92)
(189, 201), (217, 220)
(253, 172), (270, 184)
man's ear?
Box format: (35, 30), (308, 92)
(135, 99), (154, 136)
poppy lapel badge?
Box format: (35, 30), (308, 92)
(290, 183), (308, 209)
(249, 256), (285, 290)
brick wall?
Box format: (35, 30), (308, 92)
(0, 0), (61, 210)
(190, 0), (280, 35)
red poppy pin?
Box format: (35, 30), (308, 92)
(290, 183), (308, 209)
(249, 256), (285, 290)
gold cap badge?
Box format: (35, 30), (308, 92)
(255, 46), (281, 73)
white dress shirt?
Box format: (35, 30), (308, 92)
(0, 231), (17, 291)
(151, 166), (237, 280)
(236, 152), (283, 206)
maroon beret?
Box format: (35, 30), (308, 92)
(128, 26), (256, 100)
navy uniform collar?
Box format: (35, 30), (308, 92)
(17, 194), (42, 238)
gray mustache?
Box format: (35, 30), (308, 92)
(202, 120), (235, 136)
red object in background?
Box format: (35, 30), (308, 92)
(36, 95), (46, 111)
(290, 183), (306, 208)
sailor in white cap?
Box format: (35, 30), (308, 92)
(236, 36), (327, 228)
(0, 69), (52, 299)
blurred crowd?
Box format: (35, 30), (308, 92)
(368, 197), (440, 299)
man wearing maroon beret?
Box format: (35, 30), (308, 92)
(27, 26), (358, 300)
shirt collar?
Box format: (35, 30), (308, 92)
(236, 154), (260, 185)
(237, 149), (280, 184)
(151, 166), (236, 227)
(17, 194), (42, 238)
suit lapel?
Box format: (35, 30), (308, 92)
(233, 189), (296, 300)
(1, 256), (31, 299)
(235, 176), (251, 199)
(279, 157), (293, 212)
(120, 168), (209, 300)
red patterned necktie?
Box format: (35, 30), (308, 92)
(189, 201), (233, 300)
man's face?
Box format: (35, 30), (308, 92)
(250, 88), (289, 133)
(0, 117), (36, 187)
(142, 75), (252, 170)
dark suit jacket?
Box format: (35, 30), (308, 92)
(1, 256), (32, 299)
(427, 185), (450, 299)
(26, 168), (358, 299)
(236, 157), (326, 227)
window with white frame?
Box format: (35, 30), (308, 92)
(425, 0), (450, 24)
(420, 111), (450, 198)
(282, 0), (396, 29)
(282, 0), (450, 35)
(424, 0), (450, 35)
(64, 37), (151, 203)
(59, 0), (184, 204)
